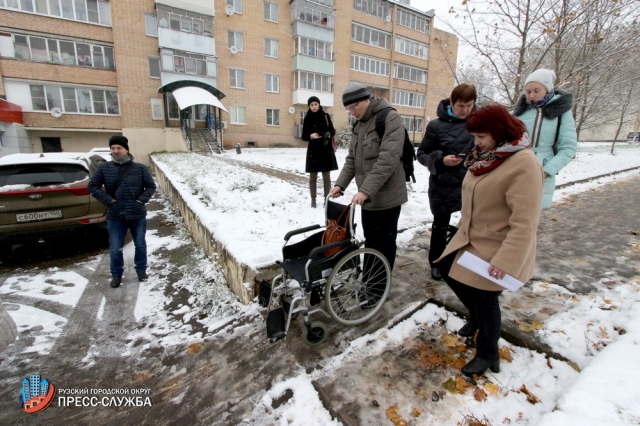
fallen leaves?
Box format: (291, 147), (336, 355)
(187, 341), (203, 354)
(386, 405), (409, 426)
(483, 382), (500, 396)
(517, 320), (544, 332)
(498, 346), (513, 362)
(519, 384), (541, 404)
(473, 386), (487, 402)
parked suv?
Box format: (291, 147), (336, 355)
(0, 152), (108, 254)
(627, 131), (640, 143)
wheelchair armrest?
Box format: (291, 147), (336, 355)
(284, 224), (322, 242)
(309, 239), (351, 259)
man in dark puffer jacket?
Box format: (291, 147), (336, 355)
(417, 83), (477, 281)
(88, 136), (156, 288)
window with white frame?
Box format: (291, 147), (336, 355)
(395, 36), (428, 59)
(29, 84), (119, 114)
(296, 5), (329, 26)
(156, 4), (213, 37)
(294, 71), (332, 92)
(264, 38), (278, 58)
(145, 14), (157, 37)
(397, 9), (430, 34)
(353, 0), (389, 20)
(148, 57), (161, 78)
(295, 37), (332, 60)
(2, 0), (111, 25)
(227, 0), (242, 14)
(393, 89), (425, 108)
(228, 30), (244, 51)
(161, 49), (216, 77)
(151, 98), (163, 120)
(266, 74), (279, 93)
(231, 105), (246, 124)
(401, 115), (424, 133)
(352, 23), (391, 49)
(351, 53), (389, 76)
(264, 1), (277, 22)
(266, 108), (280, 126)
(12, 34), (115, 69)
(394, 63), (427, 83)
(229, 68), (245, 89)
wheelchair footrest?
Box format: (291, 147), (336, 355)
(266, 307), (286, 340)
(258, 280), (272, 308)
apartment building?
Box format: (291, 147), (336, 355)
(0, 0), (457, 161)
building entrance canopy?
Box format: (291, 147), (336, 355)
(157, 80), (227, 112)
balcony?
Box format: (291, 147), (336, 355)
(158, 27), (215, 56)
(292, 55), (334, 75)
(292, 90), (333, 107)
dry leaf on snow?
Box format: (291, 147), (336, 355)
(442, 334), (460, 347)
(498, 347), (513, 362)
(386, 405), (409, 426)
(519, 384), (541, 404)
(483, 382), (500, 396)
(456, 375), (470, 394)
(474, 386), (488, 402)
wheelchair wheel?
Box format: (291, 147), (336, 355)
(324, 248), (391, 326)
(302, 321), (327, 346)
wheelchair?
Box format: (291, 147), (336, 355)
(259, 195), (391, 346)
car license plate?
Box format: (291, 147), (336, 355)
(16, 210), (63, 223)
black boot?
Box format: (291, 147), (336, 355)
(431, 267), (442, 281)
(458, 321), (479, 337)
(461, 356), (500, 376)
(110, 276), (122, 288)
(137, 271), (148, 282)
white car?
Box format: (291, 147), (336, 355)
(89, 147), (112, 161)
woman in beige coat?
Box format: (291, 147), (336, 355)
(436, 104), (544, 377)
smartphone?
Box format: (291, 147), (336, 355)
(456, 153), (467, 159)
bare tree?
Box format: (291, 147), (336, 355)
(436, 0), (640, 139)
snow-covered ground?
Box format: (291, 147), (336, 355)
(2, 141), (640, 425)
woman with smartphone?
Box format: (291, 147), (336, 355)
(417, 83), (477, 281)
(436, 104), (544, 376)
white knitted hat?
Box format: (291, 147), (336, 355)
(524, 69), (556, 93)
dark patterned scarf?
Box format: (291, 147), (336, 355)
(464, 133), (531, 175)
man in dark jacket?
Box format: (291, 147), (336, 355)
(417, 83), (477, 281)
(330, 82), (408, 273)
(88, 136), (156, 288)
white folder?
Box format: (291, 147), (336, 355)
(456, 251), (525, 291)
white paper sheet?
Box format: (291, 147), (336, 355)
(456, 251), (525, 291)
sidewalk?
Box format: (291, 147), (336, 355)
(0, 165), (638, 425)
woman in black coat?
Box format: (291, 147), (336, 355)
(417, 83), (477, 280)
(301, 96), (338, 208)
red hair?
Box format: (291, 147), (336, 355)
(466, 103), (527, 143)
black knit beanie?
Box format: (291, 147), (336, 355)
(307, 96), (321, 106)
(109, 135), (129, 152)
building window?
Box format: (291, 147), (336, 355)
(264, 1), (277, 22)
(264, 38), (278, 58)
(294, 71), (332, 93)
(145, 14), (157, 37)
(397, 9), (430, 34)
(151, 98), (163, 120)
(266, 74), (279, 93)
(156, 4), (212, 37)
(353, 0), (389, 20)
(351, 23), (392, 50)
(350, 53), (389, 76)
(266, 109), (280, 126)
(227, 0), (242, 14)
(393, 89), (425, 108)
(228, 30), (243, 51)
(295, 37), (332, 60)
(160, 49), (213, 76)
(296, 6), (329, 26)
(394, 63), (427, 83)
(401, 115), (424, 133)
(229, 68), (245, 89)
(231, 105), (246, 124)
(395, 36), (429, 59)
(148, 57), (161, 78)
(12, 34), (115, 69)
(29, 84), (119, 115)
(2, 0), (111, 25)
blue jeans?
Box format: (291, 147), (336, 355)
(107, 218), (148, 277)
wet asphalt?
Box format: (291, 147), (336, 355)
(0, 170), (638, 425)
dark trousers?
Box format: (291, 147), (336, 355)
(429, 213), (453, 266)
(439, 252), (502, 360)
(361, 205), (401, 271)
(107, 217), (148, 277)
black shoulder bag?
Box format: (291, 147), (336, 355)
(109, 163), (135, 197)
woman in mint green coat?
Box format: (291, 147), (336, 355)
(513, 69), (577, 209)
